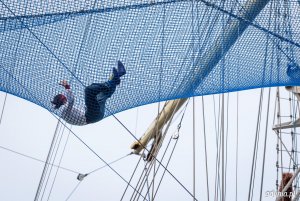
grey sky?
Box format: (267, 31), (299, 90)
(0, 87), (293, 201)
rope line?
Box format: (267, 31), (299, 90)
(0, 0), (86, 87)
(0, 92), (7, 125)
(0, 144), (78, 174)
(141, 104), (189, 200)
(131, 100), (190, 201)
(65, 181), (81, 201)
(88, 153), (132, 175)
(199, 0), (300, 49)
(47, 125), (72, 201)
(144, 136), (173, 201)
(235, 92), (239, 201)
(120, 151), (145, 201)
(71, 0), (98, 84)
(259, 88), (271, 201)
(141, 100), (191, 201)
(193, 97), (196, 200)
(201, 96), (210, 201)
(258, 7), (272, 199)
(65, 152), (132, 201)
(221, 94), (225, 201)
(40, 122), (66, 201)
(125, 99), (189, 201)
(61, 120), (149, 201)
(213, 94), (221, 201)
(147, 100), (190, 199)
(34, 120), (61, 201)
(248, 89), (264, 201)
(110, 99), (198, 201)
(152, 135), (180, 200)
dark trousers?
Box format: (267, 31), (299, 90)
(84, 81), (116, 124)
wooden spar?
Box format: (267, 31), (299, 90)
(130, 0), (271, 154)
(182, 0), (271, 93)
(130, 98), (187, 154)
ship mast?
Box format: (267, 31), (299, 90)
(130, 0), (271, 155)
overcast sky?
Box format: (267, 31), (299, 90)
(0, 87), (296, 201)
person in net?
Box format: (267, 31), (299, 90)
(51, 61), (126, 126)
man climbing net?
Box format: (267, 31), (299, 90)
(51, 61), (126, 126)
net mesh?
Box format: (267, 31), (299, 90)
(0, 0), (300, 123)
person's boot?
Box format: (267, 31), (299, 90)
(117, 61), (126, 77)
(109, 67), (120, 85)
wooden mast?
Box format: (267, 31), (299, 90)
(130, 0), (271, 155)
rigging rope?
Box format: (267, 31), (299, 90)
(221, 94), (225, 201)
(193, 97), (196, 200)
(71, 0), (98, 83)
(127, 103), (186, 201)
(131, 100), (190, 201)
(123, 98), (190, 201)
(0, 93), (7, 125)
(285, 2), (300, 190)
(0, 0), (86, 87)
(192, 0), (196, 198)
(152, 136), (180, 200)
(67, 120), (149, 201)
(221, 4), (226, 200)
(149, 2), (166, 192)
(275, 87), (280, 190)
(65, 152), (132, 201)
(0, 1), (24, 126)
(275, 1), (286, 194)
(248, 88), (264, 201)
(47, 125), (72, 201)
(141, 101), (190, 201)
(258, 5), (273, 199)
(199, 0), (300, 49)
(213, 94), (221, 201)
(34, 119), (62, 201)
(134, 107), (139, 138)
(130, 124), (166, 199)
(40, 122), (66, 201)
(0, 144), (78, 174)
(107, 100), (200, 201)
(259, 88), (271, 201)
(65, 182), (81, 201)
(224, 93), (230, 201)
(120, 151), (146, 201)
(145, 177), (151, 201)
(201, 96), (210, 201)
(87, 153), (132, 175)
(235, 92), (239, 201)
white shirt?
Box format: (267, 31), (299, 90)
(61, 90), (87, 126)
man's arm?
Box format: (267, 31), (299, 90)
(59, 80), (74, 109)
(59, 80), (70, 89)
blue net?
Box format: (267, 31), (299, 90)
(0, 0), (300, 124)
